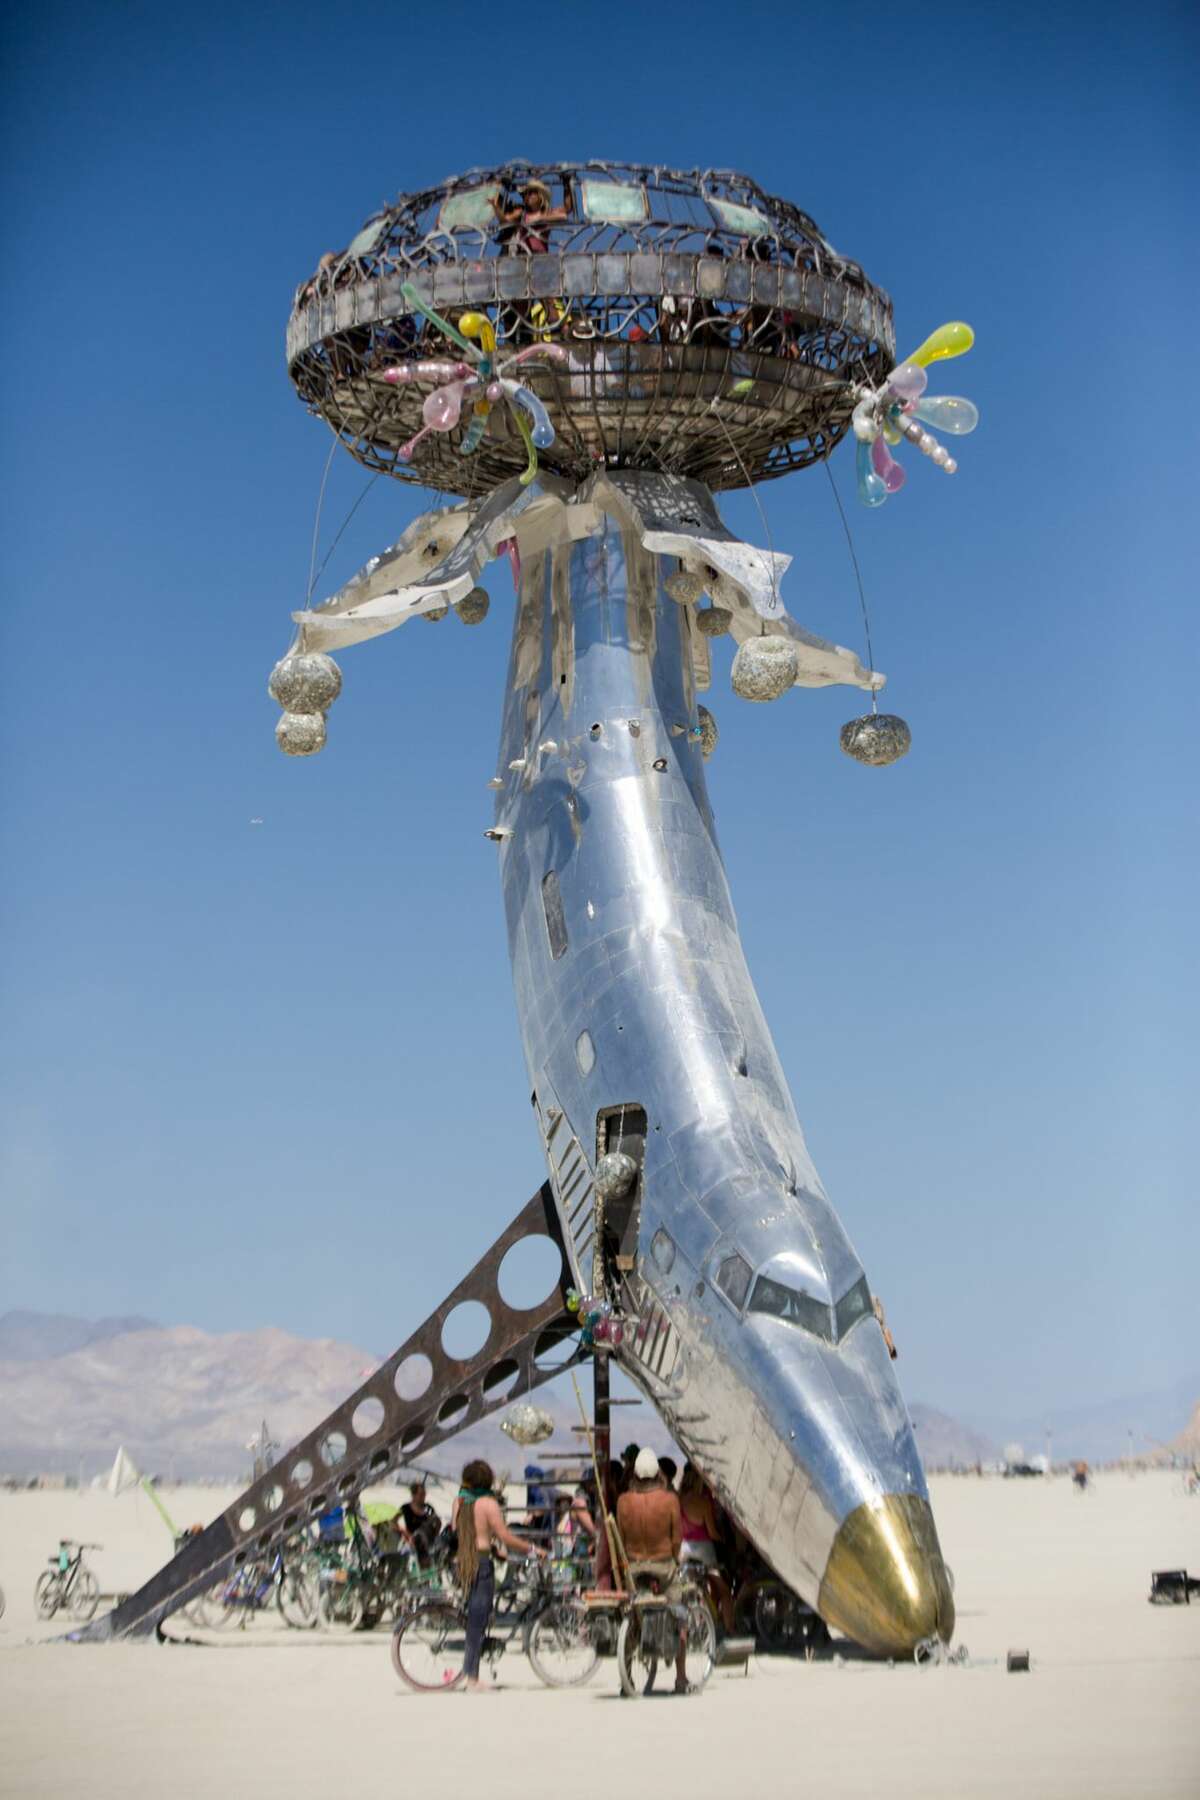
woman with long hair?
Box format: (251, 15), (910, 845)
(456, 1459), (545, 1691)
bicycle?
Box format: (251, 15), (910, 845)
(391, 1556), (597, 1691)
(612, 1567), (716, 1698)
(34, 1541), (101, 1622)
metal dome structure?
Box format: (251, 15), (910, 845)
(286, 161), (895, 496)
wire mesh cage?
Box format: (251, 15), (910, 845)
(287, 161), (894, 496)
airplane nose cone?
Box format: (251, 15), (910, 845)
(817, 1493), (955, 1657)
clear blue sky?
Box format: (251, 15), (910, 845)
(1, 0), (1194, 1425)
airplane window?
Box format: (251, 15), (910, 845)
(748, 1275), (833, 1341)
(714, 1253), (752, 1311)
(650, 1228), (675, 1274)
(834, 1275), (872, 1341)
(541, 870), (568, 960)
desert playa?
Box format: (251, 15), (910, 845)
(1, 1468), (1196, 1799)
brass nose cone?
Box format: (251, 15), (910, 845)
(817, 1493), (955, 1657)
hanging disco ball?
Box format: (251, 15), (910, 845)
(665, 570), (704, 606)
(696, 605), (732, 638)
(455, 586), (490, 625)
(731, 637), (798, 702)
(595, 1151), (638, 1202)
(268, 652), (342, 715)
(698, 705), (718, 758)
(500, 1404), (556, 1447)
(839, 713), (912, 766)
(275, 711), (327, 757)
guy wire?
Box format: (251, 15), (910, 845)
(306, 435), (340, 604)
(822, 457), (877, 703)
(710, 410), (780, 620)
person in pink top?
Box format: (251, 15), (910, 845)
(679, 1463), (735, 1632)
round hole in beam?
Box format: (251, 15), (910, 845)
(319, 1430), (348, 1468)
(438, 1394), (469, 1427)
(263, 1484), (284, 1513)
(498, 1233), (564, 1311)
(441, 1300), (491, 1362)
(400, 1420), (426, 1453)
(238, 1505), (257, 1533)
(395, 1353), (433, 1401)
(337, 1472), (358, 1495)
(291, 1459), (314, 1490)
(352, 1395), (385, 1438)
(482, 1357), (520, 1398)
(308, 1492), (328, 1515)
(368, 1449), (390, 1476)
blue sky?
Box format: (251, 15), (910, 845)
(1, 0), (1195, 1426)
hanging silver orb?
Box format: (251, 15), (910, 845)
(500, 1403), (556, 1447)
(698, 704), (718, 758)
(595, 1151), (638, 1202)
(696, 605), (732, 638)
(455, 586), (490, 625)
(839, 713), (912, 766)
(268, 652), (342, 715)
(665, 570), (704, 605)
(275, 711), (327, 757)
(424, 602), (449, 622)
(731, 636), (798, 702)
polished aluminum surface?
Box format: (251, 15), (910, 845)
(495, 474), (953, 1651)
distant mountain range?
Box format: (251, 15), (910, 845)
(0, 1311), (1191, 1477)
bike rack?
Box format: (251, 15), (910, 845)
(72, 1184), (583, 1640)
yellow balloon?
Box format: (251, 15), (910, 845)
(903, 321), (974, 368)
(458, 311), (496, 354)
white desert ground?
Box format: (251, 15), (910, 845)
(1, 1470), (1196, 1799)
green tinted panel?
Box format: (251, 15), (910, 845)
(439, 185), (501, 231)
(711, 198), (771, 237)
(347, 216), (388, 257)
(581, 180), (648, 224)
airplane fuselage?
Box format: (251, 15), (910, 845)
(493, 488), (954, 1655)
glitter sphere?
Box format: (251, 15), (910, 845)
(595, 1151), (638, 1202)
(500, 1404), (556, 1447)
(839, 713), (912, 766)
(424, 603), (449, 622)
(731, 636), (798, 702)
(696, 605), (732, 638)
(665, 570), (704, 606)
(455, 586), (490, 625)
(698, 705), (718, 759)
(268, 652), (342, 715)
(275, 711), (327, 757)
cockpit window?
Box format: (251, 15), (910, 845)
(834, 1275), (872, 1341)
(714, 1253), (752, 1311)
(748, 1275), (833, 1341)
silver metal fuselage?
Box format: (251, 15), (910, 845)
(494, 498), (953, 1653)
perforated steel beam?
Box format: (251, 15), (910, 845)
(73, 1184), (580, 1640)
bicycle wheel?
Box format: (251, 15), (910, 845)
(754, 1583), (800, 1649)
(35, 1571), (61, 1619)
(69, 1568), (101, 1622)
(527, 1601), (599, 1689)
(616, 1612), (656, 1697)
(277, 1569), (319, 1630)
(391, 1601), (467, 1692)
(681, 1597), (716, 1691)
(320, 1583), (364, 1630)
(211, 1579), (245, 1628)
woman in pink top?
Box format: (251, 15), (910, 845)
(679, 1464), (734, 1632)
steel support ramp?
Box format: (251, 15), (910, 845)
(72, 1184), (580, 1640)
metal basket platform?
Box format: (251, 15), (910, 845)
(286, 161), (893, 495)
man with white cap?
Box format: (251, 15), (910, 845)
(616, 1447), (691, 1693)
